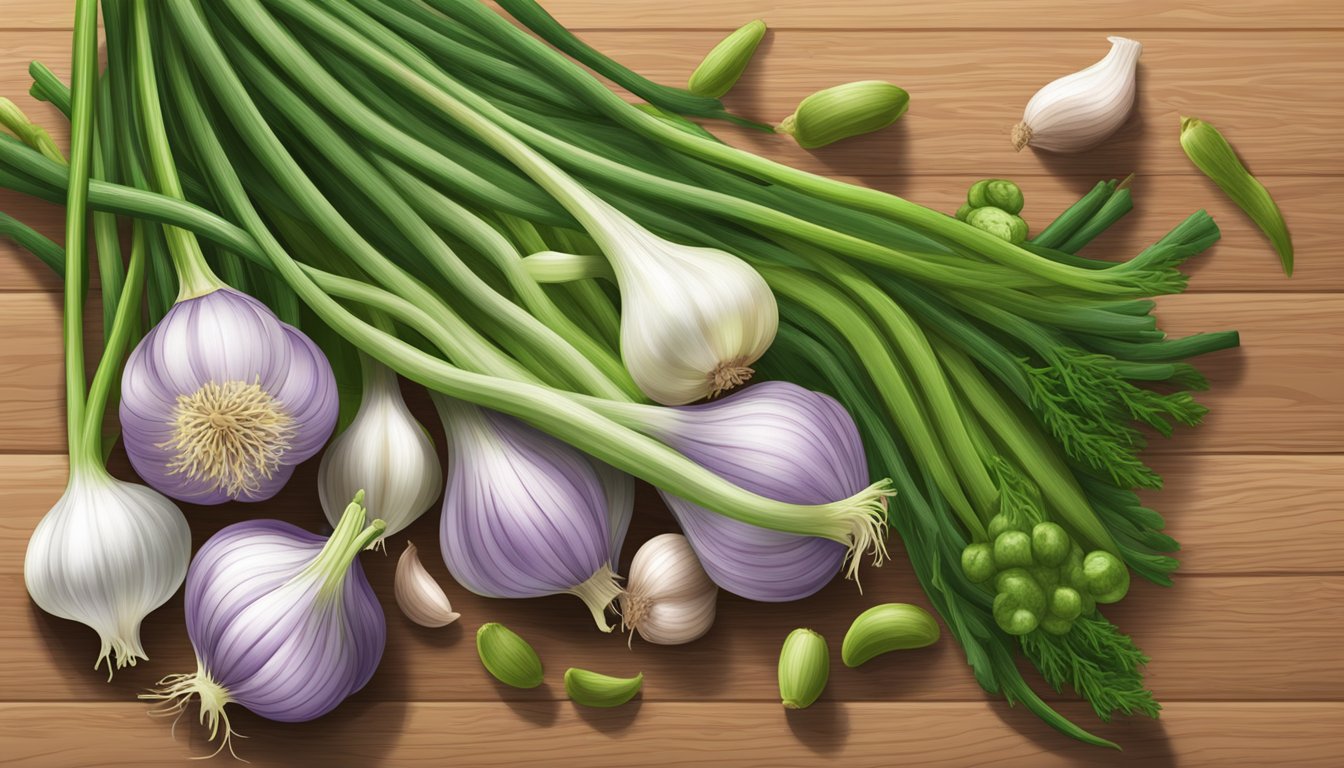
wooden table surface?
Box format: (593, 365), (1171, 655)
(2, 1), (1342, 766)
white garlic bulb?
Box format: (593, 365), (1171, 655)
(395, 541), (461, 628)
(620, 533), (718, 645)
(588, 199), (778, 405)
(24, 468), (191, 675)
(319, 355), (442, 541)
(1012, 36), (1142, 154)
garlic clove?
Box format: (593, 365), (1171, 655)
(620, 533), (719, 645)
(1013, 36), (1142, 154)
(395, 541), (461, 628)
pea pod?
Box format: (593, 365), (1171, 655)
(1179, 116), (1293, 275)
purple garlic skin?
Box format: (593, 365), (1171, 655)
(656, 381), (869, 601)
(120, 288), (337, 504)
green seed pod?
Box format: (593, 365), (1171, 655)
(955, 202), (975, 221)
(687, 20), (767, 99)
(841, 603), (940, 667)
(994, 568), (1046, 616)
(778, 81), (909, 149)
(986, 513), (1024, 540)
(992, 591), (1040, 636)
(476, 622), (544, 689)
(778, 628), (829, 709)
(1049, 586), (1084, 621)
(563, 668), (644, 708)
(1179, 116), (1292, 275)
(960, 542), (997, 583)
(1039, 614), (1075, 636)
(1083, 551), (1131, 604)
(966, 206), (1029, 244)
(1031, 522), (1071, 567)
(993, 530), (1034, 569)
(967, 179), (1025, 215)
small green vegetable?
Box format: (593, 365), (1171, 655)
(995, 568), (1047, 615)
(1029, 565), (1061, 594)
(476, 622), (544, 689)
(986, 513), (1024, 540)
(1082, 551), (1131, 604)
(778, 81), (909, 149)
(967, 179), (1024, 215)
(1180, 116), (1293, 275)
(841, 603), (940, 667)
(1039, 614), (1075, 636)
(1031, 522), (1070, 567)
(563, 667), (643, 708)
(1050, 586), (1084, 621)
(686, 20), (767, 99)
(955, 202), (975, 221)
(960, 542), (997, 583)
(967, 206), (1028, 244)
(993, 591), (1040, 636)
(778, 628), (829, 709)
(993, 530), (1034, 568)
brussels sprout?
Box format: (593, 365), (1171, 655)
(992, 592), (1040, 636)
(1049, 586), (1084, 621)
(966, 206), (1029, 244)
(1031, 522), (1071, 567)
(955, 203), (975, 221)
(994, 568), (1046, 615)
(993, 530), (1034, 569)
(1029, 565), (1061, 594)
(1083, 551), (1131, 604)
(960, 542), (997, 583)
(986, 513), (1024, 540)
(1039, 615), (1074, 636)
(967, 178), (1025, 215)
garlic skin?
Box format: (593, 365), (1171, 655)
(589, 199), (778, 405)
(395, 541), (460, 628)
(319, 356), (442, 540)
(620, 534), (718, 645)
(1013, 36), (1142, 154)
(24, 467), (191, 675)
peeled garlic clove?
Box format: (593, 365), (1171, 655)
(395, 541), (460, 628)
(1013, 36), (1141, 154)
(778, 628), (829, 709)
(840, 603), (940, 668)
(620, 533), (718, 645)
(476, 622), (544, 689)
(687, 19), (767, 99)
(563, 668), (643, 708)
(779, 81), (909, 149)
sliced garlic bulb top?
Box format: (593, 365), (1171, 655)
(1013, 36), (1142, 154)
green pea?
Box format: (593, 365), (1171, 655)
(1083, 551), (1131, 604)
(1040, 615), (1074, 636)
(994, 568), (1046, 615)
(1031, 522), (1071, 567)
(993, 530), (1034, 569)
(1049, 587), (1083, 621)
(960, 542), (997, 584)
(966, 180), (992, 207)
(993, 592), (1040, 636)
(987, 513), (1024, 540)
(1029, 565), (1060, 594)
(966, 206), (1029, 244)
(955, 203), (975, 221)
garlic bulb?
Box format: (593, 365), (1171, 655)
(1012, 36), (1142, 154)
(24, 466), (191, 675)
(395, 541), (460, 628)
(620, 534), (718, 645)
(587, 198), (778, 405)
(319, 355), (442, 540)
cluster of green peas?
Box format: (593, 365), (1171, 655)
(960, 515), (1130, 637)
(955, 178), (1030, 244)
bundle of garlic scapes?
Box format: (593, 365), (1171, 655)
(0, 0), (1245, 753)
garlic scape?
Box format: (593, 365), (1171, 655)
(143, 493), (386, 758)
(433, 394), (627, 631)
(620, 533), (718, 646)
(1013, 36), (1142, 153)
(319, 353), (442, 541)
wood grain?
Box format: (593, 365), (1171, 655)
(8, 0), (1344, 30)
(3, 701), (1343, 767)
(5, 174), (1333, 293)
(3, 455), (1342, 704)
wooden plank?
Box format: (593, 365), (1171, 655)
(4, 30), (1343, 178)
(8, 0), (1344, 30)
(3, 454), (1342, 703)
(4, 173), (1334, 294)
(0, 292), (1336, 453)
(2, 701), (1342, 767)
